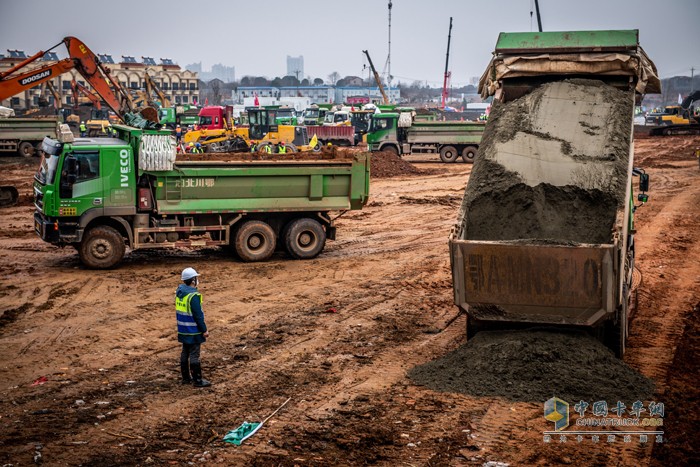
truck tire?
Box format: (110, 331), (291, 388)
(18, 141), (35, 157)
(461, 145), (478, 163)
(285, 143), (298, 153)
(439, 145), (459, 163)
(284, 218), (326, 259)
(235, 220), (276, 262)
(79, 225), (126, 269)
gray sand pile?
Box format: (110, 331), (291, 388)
(459, 79), (633, 244)
(408, 330), (654, 403)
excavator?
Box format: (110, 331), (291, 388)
(144, 72), (171, 108)
(0, 36), (158, 205)
(648, 91), (700, 135)
(71, 79), (112, 136)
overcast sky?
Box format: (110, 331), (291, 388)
(1, 0), (698, 85)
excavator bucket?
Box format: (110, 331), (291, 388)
(0, 186), (19, 207)
(139, 106), (159, 123)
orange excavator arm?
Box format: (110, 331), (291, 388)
(0, 36), (137, 121)
(0, 59), (75, 101)
(71, 79), (102, 110)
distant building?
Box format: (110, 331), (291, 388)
(286, 55), (304, 80)
(186, 62), (203, 73)
(335, 86), (401, 104)
(233, 85), (398, 105)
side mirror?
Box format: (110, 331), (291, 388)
(639, 173), (649, 192)
(638, 193), (649, 203)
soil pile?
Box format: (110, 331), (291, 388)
(409, 330), (654, 403)
(371, 150), (422, 178)
(459, 79), (634, 244)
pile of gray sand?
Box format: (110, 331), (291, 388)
(459, 79), (634, 244)
(408, 330), (654, 403)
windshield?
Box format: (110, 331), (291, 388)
(334, 114), (347, 123)
(304, 109), (319, 119)
(370, 117), (392, 132)
(324, 113), (334, 123)
(199, 116), (213, 125)
(278, 109), (295, 118)
(36, 154), (59, 185)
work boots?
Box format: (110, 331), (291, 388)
(180, 362), (192, 385)
(190, 363), (211, 387)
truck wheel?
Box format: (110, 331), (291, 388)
(286, 143), (298, 153)
(235, 220), (276, 262)
(79, 225), (125, 269)
(18, 142), (35, 157)
(439, 145), (459, 163)
(284, 218), (326, 259)
(461, 145), (478, 163)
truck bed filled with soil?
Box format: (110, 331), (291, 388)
(458, 79), (634, 244)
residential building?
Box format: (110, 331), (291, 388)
(335, 86), (401, 104)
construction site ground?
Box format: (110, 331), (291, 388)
(0, 136), (698, 466)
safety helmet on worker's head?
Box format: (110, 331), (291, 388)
(81, 121), (85, 124)
(181, 267), (200, 281)
(195, 142), (201, 148)
(189, 142), (194, 147)
(280, 141), (285, 146)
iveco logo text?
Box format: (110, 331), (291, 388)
(119, 149), (130, 187)
(20, 70), (52, 86)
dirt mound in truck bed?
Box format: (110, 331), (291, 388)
(409, 329), (654, 403)
(459, 79), (633, 243)
(177, 148), (354, 162)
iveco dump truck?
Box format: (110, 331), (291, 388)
(366, 112), (485, 163)
(449, 30), (660, 357)
(34, 125), (370, 269)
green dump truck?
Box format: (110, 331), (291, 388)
(449, 30), (660, 357)
(366, 112), (485, 163)
(0, 116), (59, 156)
(33, 125), (370, 269)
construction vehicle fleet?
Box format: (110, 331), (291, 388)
(449, 29), (660, 358)
(33, 124), (370, 268)
(646, 91), (700, 135)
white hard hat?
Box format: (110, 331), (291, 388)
(181, 267), (200, 281)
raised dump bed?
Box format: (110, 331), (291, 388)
(449, 30), (659, 357)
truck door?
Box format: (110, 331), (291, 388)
(57, 150), (103, 216)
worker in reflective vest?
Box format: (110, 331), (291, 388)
(278, 141), (287, 154)
(175, 267), (211, 387)
(79, 121), (87, 137)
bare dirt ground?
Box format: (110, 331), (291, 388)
(0, 137), (698, 466)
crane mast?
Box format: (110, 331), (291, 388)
(442, 17), (453, 109)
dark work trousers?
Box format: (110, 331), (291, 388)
(181, 343), (201, 367)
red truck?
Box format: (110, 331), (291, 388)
(305, 125), (355, 147)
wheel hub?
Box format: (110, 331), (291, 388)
(91, 240), (112, 259)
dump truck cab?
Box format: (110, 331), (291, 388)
(34, 134), (139, 246)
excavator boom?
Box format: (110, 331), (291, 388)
(0, 36), (146, 122)
(363, 50), (389, 105)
